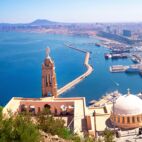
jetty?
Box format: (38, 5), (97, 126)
(64, 42), (87, 53)
(57, 43), (93, 96)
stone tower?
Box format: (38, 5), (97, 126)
(42, 48), (57, 97)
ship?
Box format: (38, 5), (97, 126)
(110, 49), (130, 54)
(121, 54), (128, 58)
(125, 67), (140, 73)
(111, 54), (127, 59)
(95, 43), (101, 47)
(110, 65), (128, 72)
(104, 53), (112, 59)
(131, 55), (141, 64)
(131, 57), (139, 63)
(105, 53), (127, 59)
(139, 70), (142, 77)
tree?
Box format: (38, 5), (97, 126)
(37, 108), (81, 141)
(103, 128), (115, 142)
(0, 109), (41, 142)
(0, 107), (81, 142)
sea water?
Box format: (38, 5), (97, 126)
(0, 32), (142, 106)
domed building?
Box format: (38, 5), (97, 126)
(110, 90), (142, 129)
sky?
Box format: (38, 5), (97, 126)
(0, 0), (142, 23)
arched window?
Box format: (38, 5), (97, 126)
(29, 105), (35, 114)
(127, 117), (130, 124)
(137, 116), (140, 122)
(139, 116), (141, 122)
(112, 115), (116, 122)
(44, 104), (51, 109)
(43, 104), (51, 114)
(132, 116), (135, 123)
(38, 107), (41, 113)
(20, 104), (27, 112)
(118, 116), (120, 123)
(122, 117), (125, 123)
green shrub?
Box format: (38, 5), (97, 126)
(37, 110), (81, 141)
(103, 128), (115, 142)
(0, 113), (41, 142)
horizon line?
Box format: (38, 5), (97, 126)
(1, 19), (142, 24)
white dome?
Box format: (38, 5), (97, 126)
(113, 94), (142, 115)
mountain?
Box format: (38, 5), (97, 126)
(29, 19), (58, 26)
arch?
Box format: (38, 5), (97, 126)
(127, 117), (130, 124)
(118, 116), (120, 123)
(20, 104), (27, 112)
(29, 105), (35, 114)
(54, 107), (58, 115)
(132, 116), (135, 123)
(122, 117), (125, 124)
(43, 104), (51, 114)
(44, 104), (51, 109)
(137, 115), (141, 122)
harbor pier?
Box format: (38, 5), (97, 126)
(57, 44), (93, 96)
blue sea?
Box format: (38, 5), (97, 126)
(0, 32), (142, 106)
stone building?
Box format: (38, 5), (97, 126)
(110, 91), (142, 129)
(42, 48), (57, 97)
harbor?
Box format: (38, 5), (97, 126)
(99, 38), (142, 77)
(1, 32), (142, 106)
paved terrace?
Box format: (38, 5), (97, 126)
(57, 46), (93, 96)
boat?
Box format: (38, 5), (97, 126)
(139, 71), (142, 77)
(110, 65), (128, 72)
(95, 43), (101, 47)
(105, 53), (127, 59)
(131, 57), (139, 63)
(110, 49), (130, 54)
(121, 54), (128, 58)
(113, 54), (127, 59)
(89, 100), (97, 105)
(125, 68), (140, 73)
(131, 55), (141, 64)
(104, 53), (112, 59)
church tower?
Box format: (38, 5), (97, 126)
(42, 48), (57, 97)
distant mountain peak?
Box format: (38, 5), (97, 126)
(30, 19), (57, 26)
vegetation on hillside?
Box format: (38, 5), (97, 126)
(37, 108), (81, 142)
(103, 128), (115, 142)
(0, 107), (40, 142)
(0, 107), (115, 142)
(0, 107), (80, 142)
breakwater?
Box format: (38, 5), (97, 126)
(57, 43), (93, 96)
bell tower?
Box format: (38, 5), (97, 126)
(42, 48), (57, 97)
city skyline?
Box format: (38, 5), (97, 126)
(1, 0), (142, 23)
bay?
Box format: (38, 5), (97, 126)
(0, 32), (142, 106)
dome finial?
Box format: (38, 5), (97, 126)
(127, 88), (130, 96)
